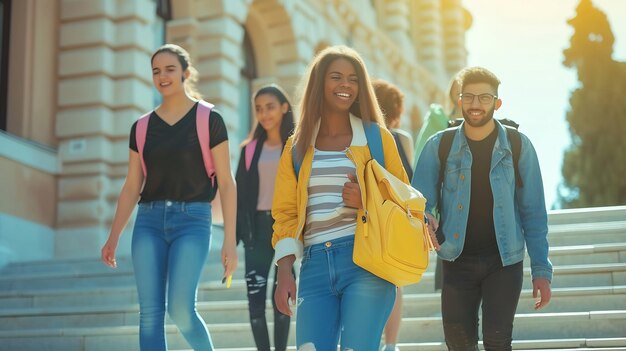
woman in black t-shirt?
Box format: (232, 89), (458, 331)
(235, 84), (295, 351)
(100, 44), (237, 351)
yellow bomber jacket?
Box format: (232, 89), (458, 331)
(271, 114), (409, 262)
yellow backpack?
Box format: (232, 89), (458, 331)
(293, 122), (433, 286)
(353, 158), (434, 287)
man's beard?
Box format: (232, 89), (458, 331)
(462, 105), (495, 127)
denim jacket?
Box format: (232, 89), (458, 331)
(412, 120), (553, 282)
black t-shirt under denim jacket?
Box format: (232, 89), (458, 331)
(129, 102), (228, 203)
(462, 126), (499, 257)
(234, 135), (285, 248)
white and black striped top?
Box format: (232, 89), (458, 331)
(304, 149), (358, 246)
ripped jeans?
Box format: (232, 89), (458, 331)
(296, 236), (396, 351)
(245, 211), (291, 351)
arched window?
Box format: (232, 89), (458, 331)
(237, 30), (257, 142)
(0, 0), (11, 131)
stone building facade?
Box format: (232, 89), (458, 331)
(0, 0), (470, 266)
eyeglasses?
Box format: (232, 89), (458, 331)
(460, 93), (498, 105)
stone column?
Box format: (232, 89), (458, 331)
(442, 0), (468, 78)
(412, 0), (446, 82)
(381, 0), (415, 60)
(167, 1), (247, 153)
(55, 0), (155, 258)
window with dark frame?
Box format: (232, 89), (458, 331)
(0, 0), (11, 131)
(152, 0), (171, 107)
(237, 30), (257, 142)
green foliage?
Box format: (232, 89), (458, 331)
(559, 0), (626, 208)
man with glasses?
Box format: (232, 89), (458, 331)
(412, 67), (552, 350)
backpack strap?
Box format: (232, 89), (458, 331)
(504, 126), (523, 188)
(196, 100), (216, 185)
(437, 127), (457, 195)
(245, 139), (258, 172)
(135, 111), (153, 177)
(291, 121), (385, 180)
(392, 131), (413, 180)
(292, 145), (301, 178)
(363, 122), (385, 168)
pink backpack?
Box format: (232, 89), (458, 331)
(135, 100), (223, 223)
(136, 100), (215, 181)
(244, 139), (258, 171)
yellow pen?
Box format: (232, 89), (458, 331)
(222, 275), (232, 288)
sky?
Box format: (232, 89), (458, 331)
(462, 0), (626, 209)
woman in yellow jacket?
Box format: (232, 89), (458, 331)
(272, 45), (408, 351)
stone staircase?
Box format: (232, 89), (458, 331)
(0, 206), (625, 350)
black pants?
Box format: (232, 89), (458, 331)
(244, 211), (291, 351)
(441, 254), (523, 351)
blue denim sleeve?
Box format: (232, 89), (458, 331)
(515, 133), (553, 282)
(411, 133), (441, 215)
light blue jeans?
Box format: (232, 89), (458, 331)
(132, 201), (213, 351)
(296, 236), (396, 351)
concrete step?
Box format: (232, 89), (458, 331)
(547, 221), (626, 246)
(548, 206), (626, 225)
(0, 261), (234, 291)
(545, 242), (626, 265)
(1, 310), (624, 350)
(2, 241), (624, 286)
(188, 337), (626, 351)
(1, 211), (624, 278)
(2, 260), (625, 310)
(3, 239), (625, 290)
(1, 285), (624, 330)
(0, 279), (249, 309)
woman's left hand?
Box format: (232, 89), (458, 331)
(343, 173), (362, 209)
(221, 240), (238, 280)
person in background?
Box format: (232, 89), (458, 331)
(372, 78), (413, 351)
(235, 84), (295, 351)
(272, 45), (408, 351)
(413, 75), (462, 165)
(100, 43), (237, 351)
(413, 66), (552, 350)
(413, 74), (462, 292)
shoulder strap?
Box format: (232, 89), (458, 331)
(363, 122), (385, 168)
(245, 139), (258, 172)
(292, 145), (301, 178)
(196, 100), (216, 185)
(136, 111), (152, 177)
(291, 121), (385, 180)
(392, 131), (413, 179)
(437, 127), (457, 190)
(505, 126), (523, 188)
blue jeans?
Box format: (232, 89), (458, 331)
(132, 201), (213, 351)
(296, 236), (396, 351)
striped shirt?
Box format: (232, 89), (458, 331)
(303, 149), (358, 246)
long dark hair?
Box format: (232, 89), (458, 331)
(245, 84), (295, 145)
(293, 45), (384, 161)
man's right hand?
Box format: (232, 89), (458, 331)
(274, 255), (297, 316)
(425, 212), (441, 251)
